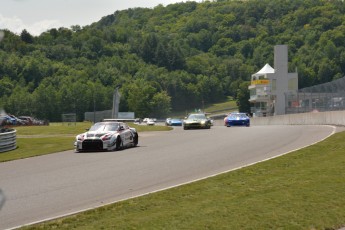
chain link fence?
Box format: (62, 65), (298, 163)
(62, 113), (77, 126)
(286, 76), (345, 114)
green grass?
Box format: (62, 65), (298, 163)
(14, 122), (92, 136)
(0, 137), (75, 162)
(204, 96), (237, 114)
(170, 96), (238, 117)
(0, 122), (172, 162)
(22, 130), (345, 230)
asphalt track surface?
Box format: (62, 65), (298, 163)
(0, 124), (336, 229)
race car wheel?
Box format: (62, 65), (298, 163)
(115, 136), (122, 150)
(133, 133), (138, 146)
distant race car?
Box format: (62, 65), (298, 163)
(183, 113), (212, 130)
(166, 118), (183, 126)
(74, 121), (138, 152)
(147, 119), (155, 126)
(224, 113), (250, 127)
(165, 118), (172, 126)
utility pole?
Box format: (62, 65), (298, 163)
(112, 86), (121, 119)
(93, 93), (96, 123)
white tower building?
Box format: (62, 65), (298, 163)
(249, 45), (298, 116)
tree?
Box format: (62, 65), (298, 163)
(125, 80), (157, 118)
(20, 57), (44, 87)
(149, 91), (171, 118)
(317, 59), (340, 83)
(140, 33), (159, 64)
(155, 39), (186, 71)
(0, 77), (14, 97)
(4, 86), (33, 116)
(236, 81), (251, 114)
(32, 82), (61, 121)
(20, 29), (34, 44)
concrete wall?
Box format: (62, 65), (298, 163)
(251, 110), (345, 126)
(274, 45), (289, 115)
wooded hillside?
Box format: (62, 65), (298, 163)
(0, 0), (344, 121)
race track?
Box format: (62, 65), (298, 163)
(0, 125), (335, 229)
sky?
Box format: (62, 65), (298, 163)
(0, 0), (200, 36)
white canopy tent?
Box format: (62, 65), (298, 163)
(252, 63), (275, 78)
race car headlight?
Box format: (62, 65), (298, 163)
(102, 134), (112, 141)
(77, 134), (85, 141)
(201, 121), (206, 124)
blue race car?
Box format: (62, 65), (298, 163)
(166, 118), (183, 126)
(170, 118), (183, 126)
(224, 113), (250, 127)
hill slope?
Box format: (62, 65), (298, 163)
(0, 0), (344, 121)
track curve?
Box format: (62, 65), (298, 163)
(0, 125), (335, 229)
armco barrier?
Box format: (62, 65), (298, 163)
(251, 110), (345, 126)
(0, 129), (17, 153)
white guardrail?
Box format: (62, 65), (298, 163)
(212, 110), (345, 127)
(0, 129), (17, 153)
(251, 110), (345, 126)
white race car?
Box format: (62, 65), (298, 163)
(74, 121), (138, 152)
(146, 119), (155, 126)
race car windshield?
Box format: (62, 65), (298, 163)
(230, 114), (247, 119)
(89, 123), (119, 132)
(188, 114), (206, 119)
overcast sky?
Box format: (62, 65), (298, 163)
(0, 0), (200, 36)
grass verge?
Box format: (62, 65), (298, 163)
(169, 96), (237, 118)
(204, 96), (237, 114)
(0, 122), (172, 162)
(0, 137), (75, 162)
(22, 130), (345, 229)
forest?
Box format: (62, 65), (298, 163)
(0, 0), (345, 121)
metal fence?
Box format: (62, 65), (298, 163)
(84, 110), (135, 123)
(286, 76), (345, 114)
(62, 113), (76, 126)
(84, 110), (113, 123)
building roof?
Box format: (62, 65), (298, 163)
(253, 63), (275, 77)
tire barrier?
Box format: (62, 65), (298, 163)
(0, 129), (16, 153)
